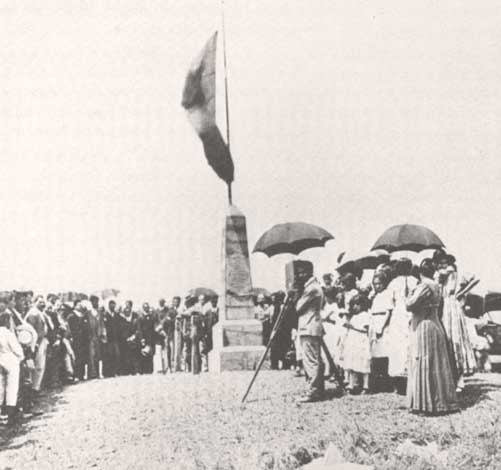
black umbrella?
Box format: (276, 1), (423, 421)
(372, 224), (445, 252)
(253, 222), (334, 257)
(337, 249), (389, 275)
(187, 287), (218, 299)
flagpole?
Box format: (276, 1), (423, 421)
(221, 0), (232, 205)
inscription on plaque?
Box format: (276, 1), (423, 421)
(222, 205), (255, 321)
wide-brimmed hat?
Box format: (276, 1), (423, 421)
(16, 323), (37, 349)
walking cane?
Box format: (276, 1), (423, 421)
(241, 293), (294, 403)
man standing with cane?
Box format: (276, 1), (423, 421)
(294, 263), (325, 403)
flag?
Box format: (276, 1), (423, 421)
(181, 32), (234, 184)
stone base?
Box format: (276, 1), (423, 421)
(209, 345), (268, 372)
(216, 319), (263, 347)
(209, 319), (269, 372)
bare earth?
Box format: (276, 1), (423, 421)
(1, 372), (501, 470)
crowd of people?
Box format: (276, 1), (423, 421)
(252, 249), (479, 414)
(0, 292), (219, 426)
(0, 248), (484, 426)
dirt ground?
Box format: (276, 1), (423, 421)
(1, 371), (501, 470)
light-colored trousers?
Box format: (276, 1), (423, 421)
(300, 335), (325, 393)
(32, 337), (48, 391)
(0, 361), (20, 406)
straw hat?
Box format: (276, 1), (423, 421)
(16, 323), (37, 349)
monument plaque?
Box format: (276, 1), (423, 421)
(209, 204), (267, 372)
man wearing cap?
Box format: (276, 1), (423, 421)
(294, 262), (325, 402)
(160, 297), (179, 373)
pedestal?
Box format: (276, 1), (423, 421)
(209, 205), (267, 372)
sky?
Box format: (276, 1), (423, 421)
(0, 1), (500, 303)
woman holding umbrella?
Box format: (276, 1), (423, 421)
(406, 259), (458, 415)
(435, 252), (477, 392)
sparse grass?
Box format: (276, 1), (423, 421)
(1, 372), (500, 470)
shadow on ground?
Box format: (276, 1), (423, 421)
(458, 374), (501, 410)
(0, 387), (68, 452)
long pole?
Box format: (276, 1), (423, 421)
(241, 294), (292, 403)
(221, 0), (232, 205)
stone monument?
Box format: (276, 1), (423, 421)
(209, 205), (267, 371)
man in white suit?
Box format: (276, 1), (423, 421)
(295, 262), (325, 402)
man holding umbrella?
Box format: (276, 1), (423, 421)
(294, 262), (325, 403)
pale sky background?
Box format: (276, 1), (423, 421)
(0, 1), (500, 303)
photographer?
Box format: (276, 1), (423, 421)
(293, 262), (325, 403)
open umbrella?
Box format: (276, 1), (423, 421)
(253, 222), (334, 257)
(187, 287), (218, 299)
(372, 224), (445, 252)
(337, 249), (389, 275)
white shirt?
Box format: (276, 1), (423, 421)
(0, 326), (24, 370)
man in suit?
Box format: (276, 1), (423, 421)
(24, 296), (50, 394)
(295, 262), (325, 402)
(102, 299), (120, 377)
(137, 302), (156, 374)
(67, 300), (90, 381)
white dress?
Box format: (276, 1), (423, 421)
(386, 275), (417, 377)
(321, 303), (344, 362)
(343, 311), (371, 374)
(369, 289), (393, 358)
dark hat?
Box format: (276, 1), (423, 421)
(295, 260), (313, 275)
(445, 254), (456, 264)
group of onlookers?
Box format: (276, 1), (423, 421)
(0, 291), (219, 427)
(0, 248), (483, 424)
(255, 250), (478, 414)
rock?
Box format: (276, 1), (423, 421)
(323, 444), (344, 465)
(292, 446), (312, 466)
(396, 439), (448, 466)
(257, 452), (275, 470)
(301, 443), (374, 470)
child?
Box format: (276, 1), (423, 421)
(335, 291), (349, 386)
(342, 294), (371, 394)
(321, 287), (344, 385)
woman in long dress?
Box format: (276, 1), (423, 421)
(386, 258), (418, 393)
(406, 259), (458, 415)
(436, 254), (477, 391)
